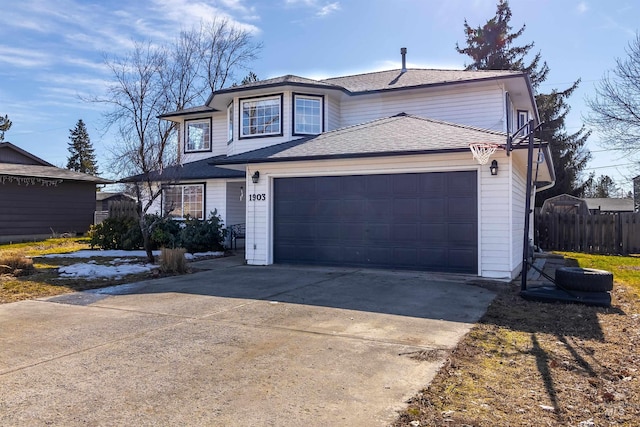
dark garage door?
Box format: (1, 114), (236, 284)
(273, 171), (477, 273)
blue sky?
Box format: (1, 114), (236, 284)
(1, 0), (638, 192)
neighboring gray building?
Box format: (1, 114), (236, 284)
(0, 142), (110, 242)
(96, 192), (135, 211)
(584, 197), (635, 214)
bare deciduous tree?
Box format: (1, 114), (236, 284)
(93, 18), (261, 262)
(586, 33), (640, 157)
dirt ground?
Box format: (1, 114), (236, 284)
(394, 266), (640, 426)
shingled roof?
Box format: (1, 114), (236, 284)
(213, 113), (508, 165)
(174, 68), (526, 118)
(120, 155), (245, 183)
(320, 68), (523, 93)
(0, 163), (111, 183)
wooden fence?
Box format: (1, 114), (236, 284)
(535, 212), (640, 255)
(108, 200), (138, 219)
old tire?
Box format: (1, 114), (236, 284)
(555, 267), (613, 292)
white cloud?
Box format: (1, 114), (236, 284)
(0, 45), (52, 68)
(149, 0), (261, 35)
(317, 2), (340, 17)
(576, 1), (589, 14)
(285, 0), (341, 18)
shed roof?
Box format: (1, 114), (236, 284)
(584, 198), (635, 212)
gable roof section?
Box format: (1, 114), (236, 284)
(0, 142), (54, 166)
(120, 155), (245, 183)
(0, 142), (110, 183)
(320, 68), (523, 93)
(214, 113), (508, 165)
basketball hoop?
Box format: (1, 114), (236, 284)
(469, 143), (499, 165)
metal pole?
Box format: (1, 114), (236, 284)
(521, 119), (536, 291)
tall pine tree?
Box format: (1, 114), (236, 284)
(66, 119), (98, 175)
(456, 0), (591, 204)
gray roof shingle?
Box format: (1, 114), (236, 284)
(214, 113), (508, 165)
(0, 164), (112, 183)
(320, 68), (522, 93)
(120, 156), (245, 183)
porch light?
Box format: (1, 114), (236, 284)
(251, 171), (260, 184)
(490, 160), (498, 176)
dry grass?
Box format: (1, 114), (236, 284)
(159, 247), (188, 273)
(0, 251), (35, 276)
(0, 238), (202, 304)
(394, 253), (640, 426)
(0, 237), (90, 256)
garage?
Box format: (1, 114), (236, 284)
(273, 171), (477, 273)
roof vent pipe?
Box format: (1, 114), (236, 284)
(401, 47), (407, 72)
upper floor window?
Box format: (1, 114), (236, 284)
(293, 94), (323, 135)
(517, 110), (529, 135)
(227, 103), (234, 143)
(163, 184), (204, 219)
(240, 95), (282, 138)
(185, 118), (211, 152)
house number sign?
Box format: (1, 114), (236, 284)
(249, 193), (266, 201)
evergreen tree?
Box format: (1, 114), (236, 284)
(241, 71), (259, 85)
(583, 175), (620, 198)
(66, 119), (98, 175)
(0, 114), (12, 141)
(456, 0), (548, 89)
(456, 0), (591, 204)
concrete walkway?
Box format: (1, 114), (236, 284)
(0, 256), (496, 426)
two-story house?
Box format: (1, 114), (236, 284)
(149, 50), (555, 279)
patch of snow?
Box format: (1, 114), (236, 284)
(43, 249), (224, 260)
(58, 262), (158, 279)
(184, 251), (225, 260)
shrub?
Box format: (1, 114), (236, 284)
(88, 216), (142, 250)
(179, 210), (227, 253)
(0, 252), (35, 276)
(147, 214), (181, 249)
(159, 247), (188, 273)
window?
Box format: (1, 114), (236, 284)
(293, 94), (323, 135)
(240, 95), (282, 138)
(227, 102), (234, 143)
(185, 119), (211, 152)
(517, 110), (529, 135)
(163, 184), (204, 219)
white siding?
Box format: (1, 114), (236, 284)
(225, 181), (246, 227)
(327, 95), (341, 131)
(245, 166), (269, 264)
(244, 152), (514, 278)
(204, 180), (226, 220)
(511, 157), (527, 276)
(181, 113), (227, 164)
(340, 83), (506, 132)
(478, 151), (512, 278)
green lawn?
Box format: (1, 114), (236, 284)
(557, 251), (640, 295)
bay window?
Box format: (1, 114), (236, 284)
(294, 94), (323, 135)
(240, 95), (282, 138)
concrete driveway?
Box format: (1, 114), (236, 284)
(0, 256), (495, 426)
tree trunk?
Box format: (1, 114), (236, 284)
(138, 208), (155, 264)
